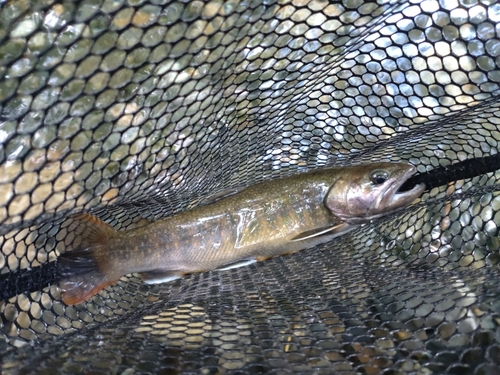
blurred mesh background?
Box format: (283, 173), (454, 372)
(1, 0), (500, 373)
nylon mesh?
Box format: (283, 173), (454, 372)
(1, 0), (500, 373)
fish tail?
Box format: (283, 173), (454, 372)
(58, 213), (119, 305)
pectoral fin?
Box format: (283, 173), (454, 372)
(139, 270), (185, 284)
(291, 222), (355, 242)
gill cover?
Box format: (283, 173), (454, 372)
(325, 162), (425, 223)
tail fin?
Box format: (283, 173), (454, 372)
(58, 214), (118, 305)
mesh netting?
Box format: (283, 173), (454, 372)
(1, 0), (500, 373)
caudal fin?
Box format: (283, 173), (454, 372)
(58, 213), (118, 305)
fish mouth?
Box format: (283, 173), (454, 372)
(382, 166), (425, 211)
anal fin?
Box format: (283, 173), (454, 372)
(291, 223), (355, 242)
(216, 258), (257, 271)
(139, 270), (185, 284)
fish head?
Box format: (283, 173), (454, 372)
(325, 162), (425, 223)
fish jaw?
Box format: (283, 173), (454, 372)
(325, 162), (425, 223)
(373, 165), (425, 215)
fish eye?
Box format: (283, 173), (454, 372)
(370, 170), (390, 185)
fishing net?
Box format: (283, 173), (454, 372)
(1, 0), (500, 373)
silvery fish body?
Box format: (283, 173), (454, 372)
(59, 162), (424, 305)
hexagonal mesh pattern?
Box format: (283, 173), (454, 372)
(1, 0), (500, 373)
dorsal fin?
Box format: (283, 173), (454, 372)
(128, 216), (153, 230)
(199, 186), (247, 206)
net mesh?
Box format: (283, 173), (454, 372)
(1, 0), (500, 373)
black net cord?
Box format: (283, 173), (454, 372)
(0, 262), (58, 301)
(401, 152), (500, 192)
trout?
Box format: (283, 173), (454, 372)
(59, 162), (425, 305)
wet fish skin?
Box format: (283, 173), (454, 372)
(59, 162), (424, 305)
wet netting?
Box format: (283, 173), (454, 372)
(1, 0), (500, 373)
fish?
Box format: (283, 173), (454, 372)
(58, 162), (425, 305)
